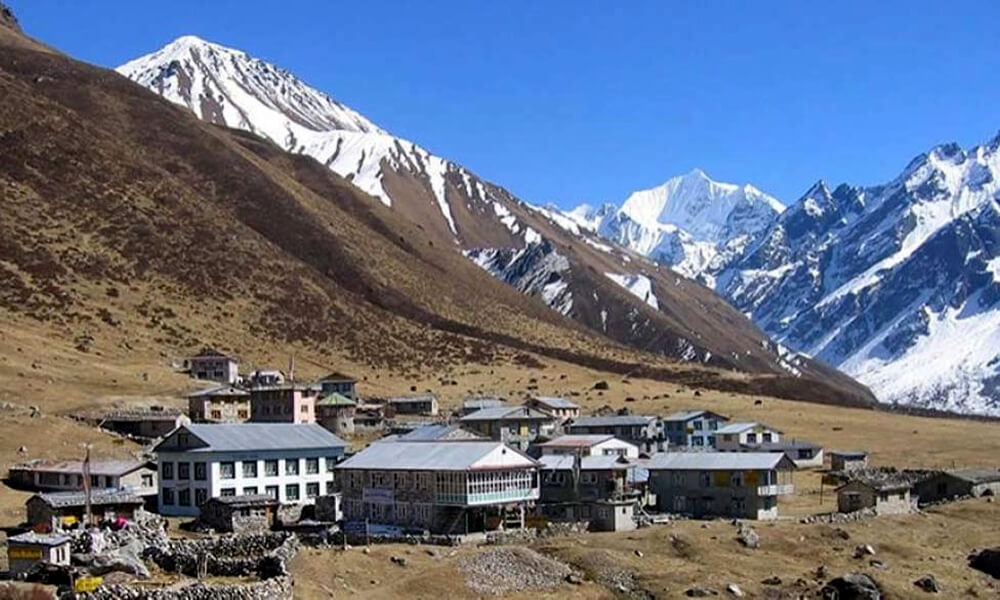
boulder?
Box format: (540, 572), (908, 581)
(913, 574), (939, 593)
(685, 585), (718, 597)
(761, 576), (782, 585)
(821, 573), (881, 600)
(736, 523), (759, 549)
(853, 544), (875, 558)
(725, 583), (744, 597)
(969, 547), (1000, 579)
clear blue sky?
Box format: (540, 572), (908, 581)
(11, 0), (1000, 208)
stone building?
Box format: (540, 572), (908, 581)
(153, 423), (347, 517)
(836, 475), (913, 515)
(5, 532), (71, 577)
(739, 440), (824, 469)
(397, 423), (482, 441)
(96, 408), (190, 440)
(912, 468), (1000, 505)
(336, 440), (540, 534)
(830, 451), (870, 472)
(249, 384), (319, 424)
(199, 494), (278, 533)
(385, 394), (439, 417)
(460, 406), (557, 451)
(8, 458), (157, 498)
(317, 372), (358, 402)
(316, 392), (357, 436)
(646, 452), (796, 520)
(187, 385), (251, 423)
(524, 396), (580, 422)
(26, 489), (145, 531)
(461, 396), (506, 415)
(537, 454), (642, 532)
(188, 348), (239, 384)
(565, 415), (664, 454)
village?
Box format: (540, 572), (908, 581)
(1, 348), (1000, 599)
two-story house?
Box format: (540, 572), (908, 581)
(316, 392), (357, 436)
(459, 406), (557, 451)
(646, 452), (796, 520)
(385, 394), (439, 417)
(537, 454), (642, 531)
(8, 458), (157, 506)
(188, 348), (239, 385)
(187, 385), (251, 423)
(336, 440), (540, 534)
(535, 435), (639, 458)
(317, 372), (358, 402)
(661, 410), (729, 448)
(524, 396), (580, 422)
(565, 415), (664, 454)
(153, 423), (348, 517)
(249, 384), (319, 424)
(712, 422), (782, 451)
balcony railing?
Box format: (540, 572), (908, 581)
(757, 484), (794, 496)
(437, 487), (539, 506)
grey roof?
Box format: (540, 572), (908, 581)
(530, 396), (579, 409)
(206, 494), (277, 506)
(837, 474), (913, 492)
(537, 434), (616, 448)
(399, 424), (479, 441)
(187, 385), (249, 398)
(8, 532), (72, 546)
(740, 440), (822, 451)
(460, 406), (553, 422)
(662, 410), (728, 422)
(945, 468), (1000, 484)
(715, 422), (783, 435)
(644, 452), (795, 471)
(387, 394), (437, 404)
(538, 455), (636, 471)
(337, 441), (537, 471)
(34, 488), (144, 508)
(463, 397), (505, 409)
(11, 458), (151, 477)
(316, 392), (356, 407)
(319, 371), (357, 383)
(568, 415), (657, 428)
(831, 450), (869, 458)
(155, 423), (347, 453)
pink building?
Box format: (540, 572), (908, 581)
(249, 384), (318, 424)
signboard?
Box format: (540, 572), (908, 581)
(362, 488), (394, 504)
(74, 576), (104, 593)
(8, 546), (43, 560)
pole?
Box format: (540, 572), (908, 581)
(81, 444), (92, 527)
(365, 518), (370, 547)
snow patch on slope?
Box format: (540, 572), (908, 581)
(605, 273), (659, 310)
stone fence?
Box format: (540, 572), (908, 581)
(71, 574), (293, 600)
(144, 532), (298, 578)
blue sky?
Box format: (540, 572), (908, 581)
(11, 0), (1000, 208)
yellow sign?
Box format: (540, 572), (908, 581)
(61, 515), (78, 525)
(74, 577), (103, 593)
(8, 546), (43, 560)
(713, 472), (730, 486)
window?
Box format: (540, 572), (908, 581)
(211, 410), (222, 420)
(178, 489), (191, 506)
(797, 449), (813, 460)
(723, 434), (733, 442)
(285, 459), (299, 476)
(237, 410), (248, 420)
(301, 404), (309, 413)
(693, 421), (703, 431)
(306, 458), (319, 475)
(731, 471), (744, 487)
(306, 482), (319, 498)
(326, 457), (338, 472)
(162, 488), (175, 505)
(747, 433), (757, 444)
(195, 488), (207, 506)
(700, 471), (712, 488)
(265, 485), (279, 499)
(220, 462), (235, 479)
(243, 486), (258, 495)
(693, 436), (704, 446)
(762, 433), (773, 443)
(325, 481), (335, 495)
(221, 487), (236, 497)
(286, 484), (300, 501)
(141, 474), (153, 487)
(580, 472), (598, 485)
(91, 475), (99, 487)
(242, 461), (257, 478)
(105, 476), (114, 487)
(194, 462), (206, 481)
(265, 460), (279, 477)
(178, 463), (190, 480)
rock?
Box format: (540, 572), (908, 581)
(821, 572), (882, 599)
(390, 555), (407, 567)
(834, 528), (851, 540)
(815, 565), (830, 580)
(761, 576), (782, 585)
(736, 523), (759, 549)
(685, 585), (718, 597)
(593, 380), (610, 390)
(725, 583), (744, 597)
(869, 559), (886, 569)
(362, 547), (370, 554)
(424, 548), (438, 557)
(853, 544), (875, 558)
(969, 547), (1000, 579)
(634, 549), (644, 557)
(565, 574), (583, 585)
(87, 540), (150, 579)
(17, 445), (27, 454)
(913, 574), (939, 593)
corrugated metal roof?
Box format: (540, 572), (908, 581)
(11, 458), (150, 477)
(740, 440), (822, 451)
(337, 441), (538, 471)
(715, 422), (783, 435)
(316, 392), (356, 407)
(186, 385), (249, 398)
(319, 372), (357, 382)
(463, 397), (505, 409)
(831, 450), (869, 458)
(537, 435), (615, 448)
(662, 410), (728, 422)
(8, 532), (72, 546)
(946, 468), (1000, 484)
(568, 415), (657, 427)
(460, 406), (553, 422)
(399, 424), (478, 441)
(388, 394), (437, 404)
(531, 396), (579, 409)
(34, 488), (144, 508)
(644, 452), (792, 471)
(538, 455), (636, 471)
(157, 423), (347, 453)
(207, 494), (278, 506)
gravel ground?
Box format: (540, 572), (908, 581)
(458, 547), (572, 595)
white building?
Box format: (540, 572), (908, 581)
(188, 348), (239, 385)
(536, 435), (639, 458)
(153, 423), (348, 517)
(524, 396), (580, 421)
(713, 422), (782, 451)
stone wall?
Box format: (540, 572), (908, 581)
(76, 574), (293, 600)
(145, 532), (298, 577)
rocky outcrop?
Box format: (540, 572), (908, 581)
(969, 547), (1000, 579)
(0, 2), (20, 32)
(820, 572), (882, 599)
